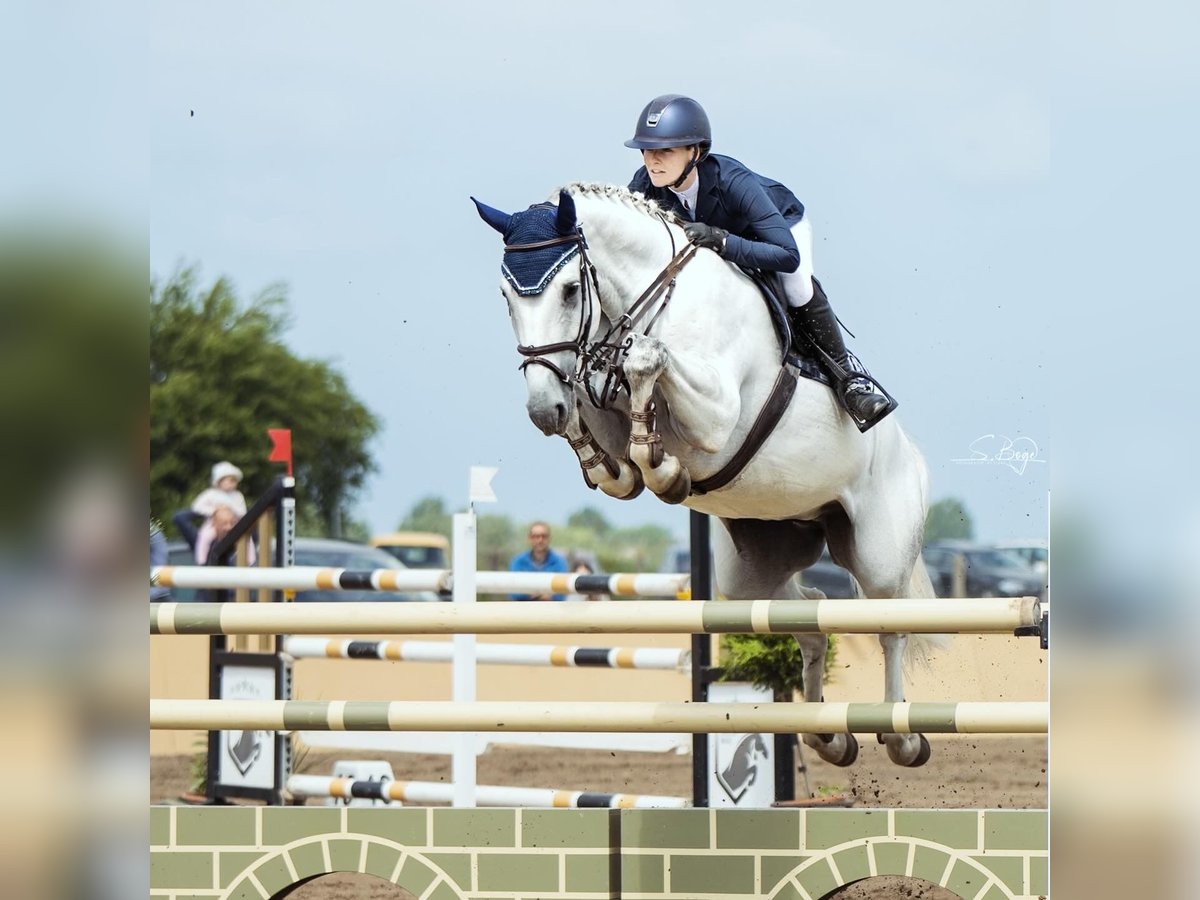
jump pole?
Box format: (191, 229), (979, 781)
(151, 699), (1050, 734)
(286, 774), (689, 809)
(151, 565), (690, 598)
(152, 597), (1043, 635)
(281, 637), (690, 670)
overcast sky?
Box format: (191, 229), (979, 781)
(148, 1), (1150, 546)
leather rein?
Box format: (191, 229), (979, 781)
(503, 216), (697, 409)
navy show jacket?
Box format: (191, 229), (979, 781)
(628, 153), (806, 273)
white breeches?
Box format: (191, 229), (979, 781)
(778, 216), (815, 308)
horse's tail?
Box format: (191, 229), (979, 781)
(903, 555), (951, 671)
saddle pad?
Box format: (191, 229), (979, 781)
(742, 269), (832, 387)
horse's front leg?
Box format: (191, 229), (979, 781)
(623, 336), (744, 503)
(624, 337), (692, 503)
(563, 402), (644, 501)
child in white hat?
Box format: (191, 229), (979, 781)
(191, 462), (249, 564)
(191, 461), (247, 518)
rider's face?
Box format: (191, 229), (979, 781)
(642, 146), (697, 189)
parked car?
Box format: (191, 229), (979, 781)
(992, 539), (1047, 575)
(660, 542), (854, 598)
(922, 540), (1045, 600)
(163, 537), (441, 602)
(370, 531), (450, 570)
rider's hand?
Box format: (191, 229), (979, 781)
(684, 222), (728, 254)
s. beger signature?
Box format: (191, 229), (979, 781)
(952, 434), (1046, 475)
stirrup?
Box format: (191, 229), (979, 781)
(839, 371), (898, 433)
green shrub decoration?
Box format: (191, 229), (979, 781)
(717, 633), (838, 697)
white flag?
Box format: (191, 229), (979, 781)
(468, 466), (499, 504)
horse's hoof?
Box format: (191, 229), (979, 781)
(619, 472), (648, 501)
(617, 477), (645, 501)
(655, 469), (691, 505)
(908, 735), (932, 767)
(886, 734), (931, 768)
(811, 732), (858, 767)
(835, 733), (859, 766)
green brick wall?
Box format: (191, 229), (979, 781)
(150, 806), (1048, 899)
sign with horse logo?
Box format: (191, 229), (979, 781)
(218, 664), (277, 790)
(707, 682), (776, 807)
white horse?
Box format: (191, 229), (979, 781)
(474, 183), (943, 767)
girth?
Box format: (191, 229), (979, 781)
(690, 363), (800, 495)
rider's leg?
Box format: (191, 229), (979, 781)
(779, 217), (891, 425)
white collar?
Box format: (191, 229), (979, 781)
(669, 177), (700, 218)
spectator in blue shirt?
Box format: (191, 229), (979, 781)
(509, 521), (569, 601)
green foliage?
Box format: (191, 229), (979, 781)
(718, 633), (838, 697)
(476, 513), (520, 571)
(0, 232), (143, 544)
(592, 523), (674, 573)
(924, 497), (974, 543)
(150, 267), (380, 536)
(394, 496), (678, 583)
(566, 506), (612, 535)
(398, 496), (453, 538)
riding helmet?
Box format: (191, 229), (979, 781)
(624, 94), (712, 151)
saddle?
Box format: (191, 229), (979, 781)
(744, 269), (832, 386)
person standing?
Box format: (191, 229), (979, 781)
(508, 521), (569, 601)
(194, 504), (257, 566)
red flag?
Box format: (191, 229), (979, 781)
(267, 428), (293, 476)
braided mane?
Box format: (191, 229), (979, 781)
(555, 182), (680, 223)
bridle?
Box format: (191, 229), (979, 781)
(503, 214), (698, 409)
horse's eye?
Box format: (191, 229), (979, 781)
(563, 281), (581, 302)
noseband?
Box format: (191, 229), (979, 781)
(503, 216), (698, 409)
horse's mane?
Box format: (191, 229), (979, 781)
(555, 182), (678, 223)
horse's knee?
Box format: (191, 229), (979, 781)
(624, 336), (668, 381)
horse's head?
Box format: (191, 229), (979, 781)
(473, 190), (589, 436)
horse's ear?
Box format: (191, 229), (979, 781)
(472, 197), (512, 235)
(556, 190), (576, 234)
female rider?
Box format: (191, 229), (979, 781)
(625, 93), (891, 428)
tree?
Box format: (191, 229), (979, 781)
(566, 506), (612, 535)
(476, 513), (520, 572)
(925, 497), (974, 543)
(398, 496), (452, 537)
(150, 267), (380, 536)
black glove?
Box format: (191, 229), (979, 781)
(684, 221), (728, 254)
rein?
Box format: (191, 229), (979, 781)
(503, 215), (697, 409)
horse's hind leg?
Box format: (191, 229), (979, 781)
(795, 631), (860, 767)
(714, 519), (860, 768)
(826, 455), (939, 768)
(623, 337), (691, 503)
(878, 632), (931, 767)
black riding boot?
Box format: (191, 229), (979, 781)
(787, 279), (893, 427)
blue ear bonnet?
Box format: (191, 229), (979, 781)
(502, 203), (580, 297)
